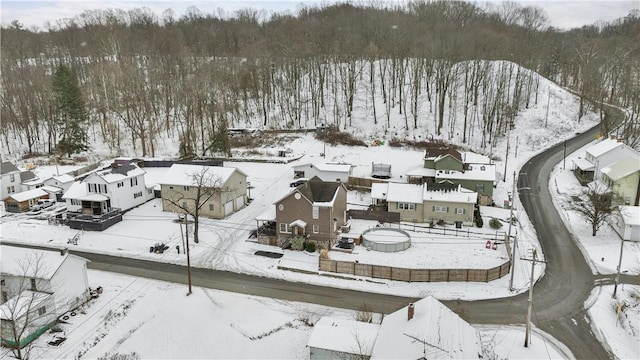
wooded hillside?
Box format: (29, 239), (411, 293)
(1, 1), (638, 158)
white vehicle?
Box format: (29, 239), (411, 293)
(32, 199), (55, 211)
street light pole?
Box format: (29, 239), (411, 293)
(508, 171), (517, 291)
(522, 248), (545, 347)
(184, 212), (193, 296)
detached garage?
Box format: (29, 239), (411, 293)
(3, 188), (49, 213)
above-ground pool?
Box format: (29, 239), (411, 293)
(361, 227), (411, 252)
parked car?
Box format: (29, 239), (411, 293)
(32, 199), (55, 211)
(289, 178), (309, 187)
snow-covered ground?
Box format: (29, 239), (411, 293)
(1, 60), (638, 358)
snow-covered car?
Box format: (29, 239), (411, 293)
(289, 178), (308, 187)
(32, 199), (55, 211)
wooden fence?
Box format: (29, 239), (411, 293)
(318, 258), (511, 283)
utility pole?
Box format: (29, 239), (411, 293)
(508, 171), (517, 291)
(522, 249), (546, 347)
(184, 212), (193, 296)
(563, 140), (567, 170)
(613, 239), (624, 298)
(503, 135), (510, 183)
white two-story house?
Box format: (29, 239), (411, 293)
(585, 136), (638, 181)
(63, 163), (154, 215)
(1, 162), (22, 200)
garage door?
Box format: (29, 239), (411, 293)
(235, 195), (244, 209)
(224, 201), (234, 216)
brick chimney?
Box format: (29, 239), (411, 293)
(408, 303), (415, 321)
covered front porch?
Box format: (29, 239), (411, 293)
(67, 194), (122, 231)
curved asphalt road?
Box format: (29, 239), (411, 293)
(5, 117), (637, 359)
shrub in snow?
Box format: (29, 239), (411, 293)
(305, 241), (316, 253)
(489, 218), (503, 229)
(291, 236), (305, 251)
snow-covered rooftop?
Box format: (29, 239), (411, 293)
(586, 138), (625, 158)
(371, 296), (482, 360)
(62, 181), (87, 200)
(293, 162), (352, 173)
(307, 316), (380, 356)
(435, 164), (496, 182)
(48, 173), (75, 183)
(619, 206), (640, 227)
(92, 164), (146, 184)
(601, 157), (640, 181)
(0, 246), (77, 279)
(461, 151), (491, 164)
(5, 188), (48, 203)
(573, 157), (595, 171)
(372, 182), (478, 204)
(159, 164), (246, 187)
(0, 290), (52, 320)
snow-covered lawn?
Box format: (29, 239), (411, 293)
(5, 269), (573, 360)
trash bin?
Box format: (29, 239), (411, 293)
(150, 246), (154, 253)
(455, 221), (462, 229)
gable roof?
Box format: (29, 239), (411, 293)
(159, 164), (246, 187)
(296, 178), (342, 204)
(89, 163), (146, 184)
(0, 161), (20, 175)
(0, 246), (88, 280)
(425, 148), (462, 162)
(601, 157), (640, 181)
(19, 170), (37, 183)
(47, 173), (75, 184)
(370, 296), (482, 360)
(4, 188), (48, 203)
(586, 138), (625, 158)
(307, 317), (380, 357)
(293, 162), (353, 173)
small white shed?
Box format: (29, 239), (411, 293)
(613, 206), (640, 241)
(308, 317), (380, 360)
(293, 162), (352, 183)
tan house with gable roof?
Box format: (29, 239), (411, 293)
(601, 157), (640, 206)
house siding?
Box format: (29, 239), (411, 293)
(434, 156), (463, 171)
(50, 256), (90, 316)
(609, 172), (640, 206)
(161, 170), (246, 219)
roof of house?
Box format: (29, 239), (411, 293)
(90, 164), (146, 184)
(0, 161), (20, 175)
(295, 177), (343, 205)
(406, 165), (437, 178)
(424, 147), (462, 161)
(619, 206), (640, 227)
(159, 164), (246, 187)
(0, 246), (87, 279)
(307, 317), (380, 356)
(435, 164), (496, 182)
(293, 162), (353, 173)
(586, 138), (625, 158)
(423, 184), (477, 203)
(0, 290), (53, 321)
(371, 183), (477, 204)
(48, 173), (75, 183)
(601, 157), (640, 181)
(460, 151), (491, 164)
(4, 188), (48, 203)
(62, 181), (87, 200)
(370, 296), (482, 360)
(573, 157), (595, 171)
(20, 170), (37, 183)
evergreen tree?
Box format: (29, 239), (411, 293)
(52, 64), (88, 156)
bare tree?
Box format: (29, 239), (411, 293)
(1, 252), (56, 359)
(162, 167), (229, 244)
(569, 183), (621, 236)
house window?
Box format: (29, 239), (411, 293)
(312, 206), (319, 219)
(209, 204), (214, 211)
(71, 199), (81, 206)
(475, 184), (485, 192)
(0, 279), (4, 286)
(397, 203), (416, 211)
(100, 184), (107, 193)
(133, 191), (143, 199)
(456, 208), (465, 215)
(434, 206), (448, 213)
(313, 225), (320, 233)
(182, 201), (187, 209)
(169, 186), (174, 190)
(117, 182), (124, 188)
(130, 177), (138, 187)
(279, 223), (290, 233)
(38, 306), (46, 316)
(183, 186), (190, 191)
(10, 174), (15, 182)
(1, 291), (7, 303)
(30, 278), (36, 290)
(7, 186), (15, 194)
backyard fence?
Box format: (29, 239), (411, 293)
(318, 258), (511, 283)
